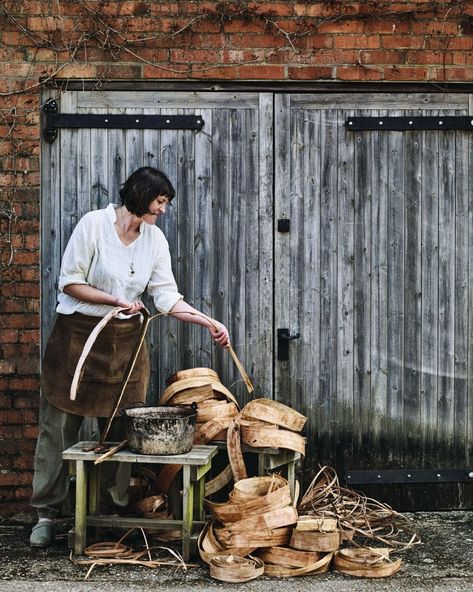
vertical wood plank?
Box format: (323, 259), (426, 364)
(386, 110), (405, 466)
(353, 110), (372, 464)
(403, 117), (422, 467)
(289, 107), (306, 417)
(124, 107), (144, 177)
(40, 89), (62, 348)
(454, 128), (469, 466)
(176, 109), (196, 371)
(274, 94), (292, 407)
(468, 130), (473, 467)
(210, 108), (231, 388)
(256, 93), (274, 398)
(90, 108), (110, 211)
(369, 110), (389, 466)
(318, 108), (338, 461)
(155, 107), (179, 393)
(438, 115), (456, 458)
(420, 123), (439, 468)
(193, 109), (213, 370)
(336, 109), (355, 469)
(60, 92), (79, 254)
(242, 106), (259, 401)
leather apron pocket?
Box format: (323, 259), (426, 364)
(66, 317), (139, 384)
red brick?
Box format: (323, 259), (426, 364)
(296, 35), (333, 50)
(229, 33), (287, 48)
(13, 455), (34, 470)
(249, 2), (293, 17)
(0, 299), (27, 313)
(363, 21), (410, 34)
(6, 378), (39, 391)
(0, 458), (12, 470)
(1, 314), (39, 329)
(0, 471), (32, 486)
(170, 49), (223, 63)
(25, 299), (40, 313)
(143, 64), (190, 78)
(411, 21), (460, 36)
(359, 50), (405, 65)
(407, 50), (452, 65)
(384, 66), (429, 80)
(333, 35), (380, 49)
(237, 64), (285, 79)
(336, 66), (383, 80)
(2, 343), (40, 359)
(452, 52), (473, 66)
(294, 3), (333, 17)
(448, 37), (473, 50)
(2, 282), (39, 297)
(0, 361), (16, 374)
(0, 329), (18, 343)
(0, 439), (36, 454)
(382, 35), (425, 49)
(190, 65), (242, 80)
(13, 395), (39, 409)
(20, 267), (40, 281)
(223, 19), (264, 34)
(433, 67), (473, 81)
(96, 64), (143, 78)
(288, 66), (333, 80)
(18, 329), (40, 343)
(317, 20), (364, 34)
(0, 409), (37, 424)
(303, 49), (357, 65)
(1, 31), (36, 46)
(0, 394), (11, 407)
(0, 501), (33, 514)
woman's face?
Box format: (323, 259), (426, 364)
(142, 195), (170, 224)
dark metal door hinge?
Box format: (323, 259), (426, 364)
(42, 98), (205, 144)
(346, 116), (473, 131)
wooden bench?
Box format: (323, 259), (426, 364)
(62, 442), (218, 560)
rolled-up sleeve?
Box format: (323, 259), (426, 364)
(58, 215), (94, 292)
(147, 238), (183, 313)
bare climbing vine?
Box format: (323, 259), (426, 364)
(0, 0), (469, 267)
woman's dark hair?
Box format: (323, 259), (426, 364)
(120, 167), (175, 216)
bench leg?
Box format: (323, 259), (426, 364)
(182, 464), (193, 561)
(74, 460), (88, 555)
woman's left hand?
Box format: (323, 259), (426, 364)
(208, 320), (230, 348)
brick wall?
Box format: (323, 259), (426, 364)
(0, 0), (472, 513)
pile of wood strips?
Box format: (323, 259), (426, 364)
(155, 370), (307, 496)
(200, 468), (419, 581)
(71, 527), (190, 580)
(297, 466), (421, 553)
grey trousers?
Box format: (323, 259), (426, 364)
(31, 396), (130, 519)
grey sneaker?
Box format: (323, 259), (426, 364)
(30, 520), (55, 548)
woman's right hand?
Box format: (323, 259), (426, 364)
(115, 297), (144, 315)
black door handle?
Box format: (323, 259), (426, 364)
(277, 328), (301, 361)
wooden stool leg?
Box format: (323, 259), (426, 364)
(258, 452), (267, 476)
(287, 460), (296, 501)
(182, 464), (194, 561)
(89, 464), (100, 515)
(74, 460), (88, 555)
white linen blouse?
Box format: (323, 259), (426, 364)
(56, 203), (183, 317)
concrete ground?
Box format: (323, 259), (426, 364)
(0, 511), (472, 592)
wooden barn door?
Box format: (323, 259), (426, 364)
(275, 93), (473, 502)
(41, 90), (273, 403)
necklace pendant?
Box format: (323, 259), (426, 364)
(128, 264), (135, 278)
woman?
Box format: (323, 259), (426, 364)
(30, 166), (229, 548)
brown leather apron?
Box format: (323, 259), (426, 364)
(41, 313), (149, 417)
